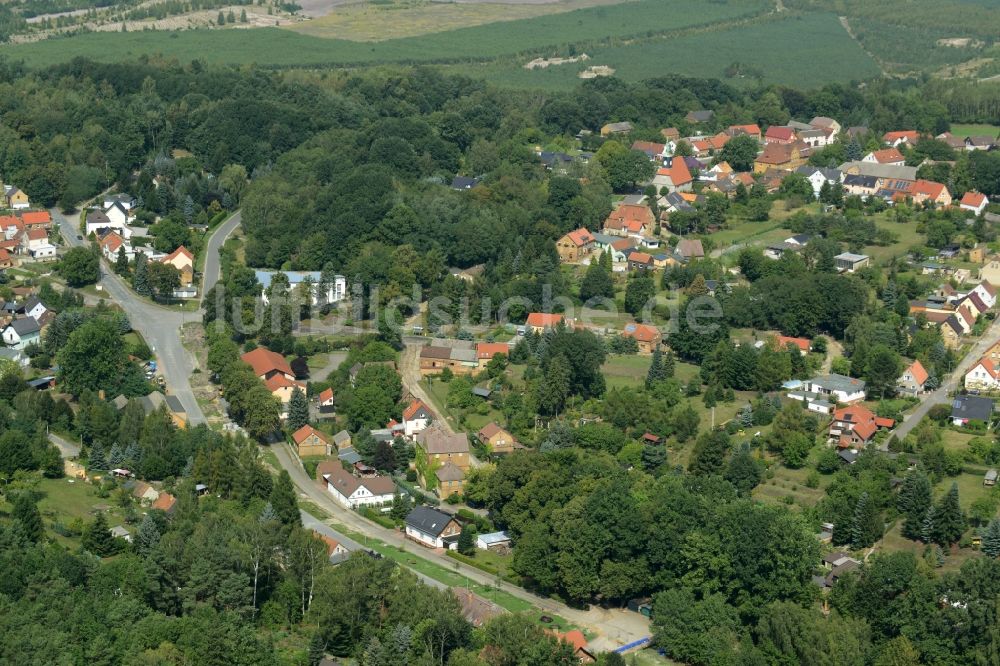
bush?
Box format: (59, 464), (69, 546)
(805, 471), (820, 488)
(816, 447), (841, 474)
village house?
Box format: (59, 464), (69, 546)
(834, 252), (870, 273)
(830, 404), (894, 448)
(404, 506), (462, 549)
(603, 203), (655, 238)
(152, 492), (177, 514)
(753, 142), (806, 173)
(317, 387), (334, 414)
(292, 424), (332, 458)
(652, 159), (693, 193)
(104, 200), (135, 227)
(883, 130), (919, 147)
(162, 246), (195, 286)
(99, 232), (131, 262)
(965, 136), (997, 151)
(112, 392), (187, 428)
(3, 184), (29, 209)
(600, 121), (633, 137)
(661, 127), (681, 141)
(416, 425), (470, 494)
(952, 395), (994, 427)
(675, 238), (704, 261)
(2, 317), (39, 349)
(130, 480), (161, 505)
(942, 316), (964, 349)
(795, 166), (842, 198)
(805, 373), (867, 403)
(242, 347), (295, 382)
(842, 174), (879, 199)
(910, 180), (952, 207)
(21, 211), (51, 231)
(475, 342), (509, 368)
(556, 228), (595, 263)
(961, 191), (989, 216)
(626, 250), (654, 272)
(863, 148), (905, 166)
(318, 460), (396, 510)
(403, 399), (434, 437)
(477, 422), (520, 455)
(765, 126), (797, 144)
(898, 359), (930, 396)
(525, 312), (564, 334)
(631, 140), (670, 162)
(333, 430), (351, 451)
(965, 356), (1000, 391)
(621, 322), (661, 353)
(726, 123), (761, 140)
(0, 248), (13, 270)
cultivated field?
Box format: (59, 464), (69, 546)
(443, 12), (881, 89)
(0, 0), (771, 67)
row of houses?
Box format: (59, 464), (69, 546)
(0, 210), (56, 264)
(910, 281), (997, 349)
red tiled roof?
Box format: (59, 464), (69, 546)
(265, 373), (303, 392)
(292, 424), (330, 445)
(765, 126), (795, 141)
(318, 387), (334, 403)
(241, 347), (294, 378)
(604, 204), (654, 234)
(476, 342), (509, 360)
(961, 191), (988, 208)
(403, 399), (431, 421)
(912, 179), (948, 200)
(869, 148), (904, 164)
(883, 130), (919, 143)
(665, 159), (693, 187)
(728, 123), (761, 136)
(21, 211), (51, 225)
(631, 140), (665, 155)
(906, 359), (929, 385)
(526, 313), (564, 328)
(776, 335), (810, 352)
(163, 245), (194, 265)
(100, 232), (124, 252)
(629, 251), (652, 264)
(622, 323), (660, 343)
(565, 228), (595, 247)
(25, 228), (46, 241)
(152, 492), (176, 512)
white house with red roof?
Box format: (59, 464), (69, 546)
(402, 399), (434, 437)
(525, 312), (564, 333)
(972, 281), (997, 309)
(966, 357), (1000, 391)
(898, 359), (929, 395)
(651, 159), (693, 193)
(475, 342), (509, 368)
(961, 191), (989, 216)
(317, 387), (335, 414)
(863, 148), (905, 166)
(883, 130), (919, 147)
(162, 246), (194, 285)
(241, 347), (295, 382)
(765, 126), (797, 144)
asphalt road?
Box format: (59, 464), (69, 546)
(892, 314), (1000, 442)
(53, 207), (212, 425)
(202, 210), (241, 297)
(48, 432), (80, 458)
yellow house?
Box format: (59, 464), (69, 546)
(292, 424), (332, 458)
(416, 425), (470, 496)
(753, 142), (805, 174)
(162, 245), (195, 286)
(4, 185), (29, 209)
(477, 422), (520, 455)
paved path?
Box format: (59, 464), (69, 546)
(272, 440), (648, 644)
(892, 315), (1000, 442)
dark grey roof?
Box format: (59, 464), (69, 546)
(472, 387), (492, 398)
(23, 296), (44, 312)
(450, 176), (480, 190)
(338, 446), (362, 465)
(838, 449), (858, 464)
(86, 210), (110, 226)
(843, 174), (878, 187)
(164, 395), (185, 413)
(944, 315), (964, 336)
(539, 151), (573, 167)
(952, 395), (993, 422)
(405, 506), (457, 537)
(26, 375), (54, 388)
(8, 317), (40, 336)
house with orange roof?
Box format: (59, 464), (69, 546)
(863, 148), (905, 166)
(403, 399), (434, 437)
(631, 140), (668, 162)
(898, 359), (929, 395)
(661, 127), (680, 141)
(162, 245), (195, 285)
(152, 492), (177, 514)
(883, 130), (920, 147)
(961, 191), (989, 216)
(651, 159), (693, 193)
(549, 630), (596, 663)
(556, 228), (596, 263)
(242, 347), (295, 382)
(603, 203), (655, 237)
(622, 322), (661, 353)
(20, 211), (51, 229)
(317, 387), (335, 414)
(99, 231), (129, 261)
(965, 356), (1000, 391)
(313, 531), (350, 561)
(627, 250), (654, 272)
(475, 342), (509, 368)
(765, 126), (797, 144)
(727, 123), (761, 140)
(265, 373), (306, 418)
(292, 424), (332, 457)
(775, 335), (810, 354)
(0, 248), (12, 270)
(830, 405), (894, 449)
(910, 180), (952, 207)
(525, 312), (564, 333)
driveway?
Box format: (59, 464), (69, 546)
(48, 432), (80, 458)
(202, 211), (241, 297)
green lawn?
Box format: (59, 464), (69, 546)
(949, 124), (1000, 138)
(602, 354), (651, 389)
